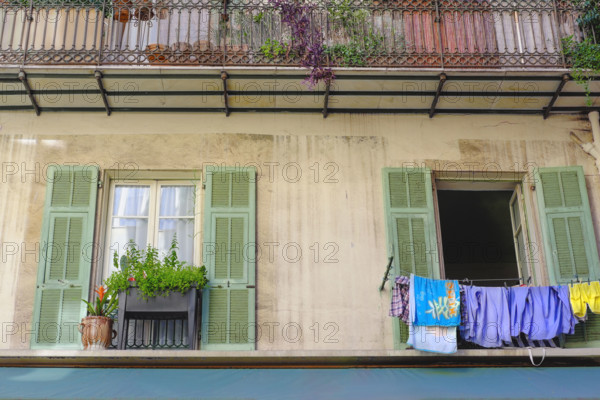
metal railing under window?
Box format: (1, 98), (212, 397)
(111, 318), (190, 349)
(0, 0), (592, 68)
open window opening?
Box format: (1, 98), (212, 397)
(437, 190), (522, 287)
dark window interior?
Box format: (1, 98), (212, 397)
(437, 190), (520, 287)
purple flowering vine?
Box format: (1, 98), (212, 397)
(269, 0), (334, 88)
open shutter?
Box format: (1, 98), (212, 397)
(202, 168), (256, 350)
(383, 167), (438, 348)
(383, 168), (439, 279)
(535, 166), (600, 347)
(535, 166), (599, 284)
(31, 165), (98, 349)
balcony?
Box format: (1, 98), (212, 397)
(0, 0), (589, 68)
(0, 0), (597, 115)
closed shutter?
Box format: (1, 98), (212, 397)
(31, 165), (98, 349)
(535, 166), (600, 347)
(202, 168), (256, 350)
(383, 168), (439, 348)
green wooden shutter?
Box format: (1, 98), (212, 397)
(535, 166), (600, 347)
(202, 168), (256, 350)
(535, 166), (599, 285)
(382, 167), (439, 348)
(31, 165), (98, 349)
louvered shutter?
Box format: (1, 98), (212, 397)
(535, 166), (599, 285)
(201, 168), (256, 350)
(383, 168), (439, 348)
(31, 166), (98, 349)
(383, 168), (439, 279)
(535, 167), (600, 347)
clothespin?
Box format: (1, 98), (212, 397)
(504, 281), (508, 289)
(527, 276), (532, 286)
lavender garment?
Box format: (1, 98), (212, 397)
(460, 285), (511, 348)
(389, 276), (410, 323)
(509, 285), (578, 340)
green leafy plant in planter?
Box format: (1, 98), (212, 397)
(105, 238), (208, 300)
(260, 38), (291, 59)
(562, 0), (600, 105)
(325, 0), (385, 67)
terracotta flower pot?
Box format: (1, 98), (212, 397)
(169, 42), (193, 63)
(113, 0), (132, 22)
(133, 0), (154, 21)
(79, 316), (116, 350)
(145, 44), (168, 63)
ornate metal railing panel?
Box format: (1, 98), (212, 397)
(110, 318), (190, 349)
(0, 0), (589, 68)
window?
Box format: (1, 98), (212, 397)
(105, 181), (200, 275)
(383, 166), (600, 348)
(32, 166), (257, 350)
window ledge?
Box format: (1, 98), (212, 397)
(0, 349), (599, 368)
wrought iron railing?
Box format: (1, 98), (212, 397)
(111, 318), (191, 349)
(0, 0), (592, 68)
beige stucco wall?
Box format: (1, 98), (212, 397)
(0, 111), (597, 351)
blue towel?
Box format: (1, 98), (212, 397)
(411, 274), (460, 326)
(408, 275), (458, 353)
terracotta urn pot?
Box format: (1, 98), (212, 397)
(113, 0), (132, 22)
(79, 316), (116, 350)
(145, 43), (169, 63)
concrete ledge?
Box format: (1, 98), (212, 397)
(1, 348), (600, 368)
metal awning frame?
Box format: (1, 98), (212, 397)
(0, 69), (598, 117)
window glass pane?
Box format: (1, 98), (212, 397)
(113, 186), (150, 216)
(110, 218), (149, 267)
(160, 186), (195, 217)
(158, 218), (194, 264)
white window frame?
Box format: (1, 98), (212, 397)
(432, 172), (535, 284)
(102, 178), (202, 279)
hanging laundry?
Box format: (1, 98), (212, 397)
(460, 285), (511, 348)
(411, 274), (460, 326)
(512, 286), (578, 340)
(408, 325), (458, 354)
(569, 282), (600, 318)
(408, 274), (459, 354)
(389, 276), (410, 323)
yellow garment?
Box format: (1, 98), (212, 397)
(583, 281), (600, 313)
(569, 283), (586, 318)
(569, 282), (600, 318)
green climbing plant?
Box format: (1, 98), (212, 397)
(563, 0), (600, 105)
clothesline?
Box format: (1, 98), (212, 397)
(390, 273), (599, 355)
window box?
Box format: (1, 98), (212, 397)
(116, 286), (202, 350)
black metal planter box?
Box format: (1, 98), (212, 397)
(116, 287), (201, 350)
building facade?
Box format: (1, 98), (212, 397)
(0, 0), (600, 396)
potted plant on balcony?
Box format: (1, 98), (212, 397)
(104, 238), (208, 349)
(79, 286), (118, 350)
